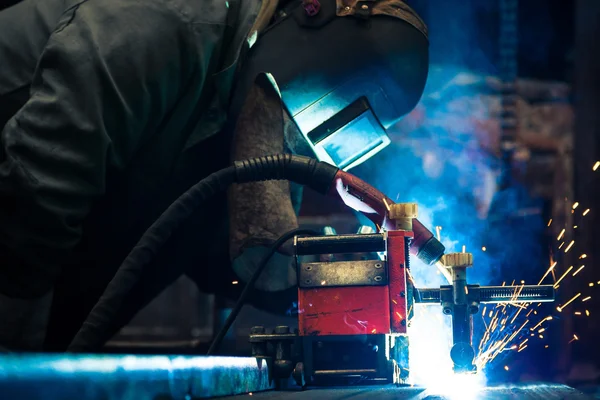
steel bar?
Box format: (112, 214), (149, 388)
(415, 285), (555, 305)
(295, 234), (385, 255)
(478, 285), (555, 303)
(0, 354), (273, 399)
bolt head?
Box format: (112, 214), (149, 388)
(251, 326), (266, 334)
(275, 325), (290, 334)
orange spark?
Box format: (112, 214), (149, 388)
(564, 240), (575, 253)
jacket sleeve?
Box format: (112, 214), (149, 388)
(0, 0), (203, 298)
(228, 74), (302, 293)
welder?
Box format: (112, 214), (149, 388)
(0, 0), (429, 351)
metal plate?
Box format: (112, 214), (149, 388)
(224, 383), (592, 399)
(0, 354), (273, 399)
(298, 260), (387, 287)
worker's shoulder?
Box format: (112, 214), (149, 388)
(66, 0), (230, 29)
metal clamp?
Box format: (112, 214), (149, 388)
(298, 260), (387, 288)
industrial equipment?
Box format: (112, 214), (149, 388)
(248, 204), (555, 386)
(64, 154), (555, 389)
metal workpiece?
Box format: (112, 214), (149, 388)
(0, 354), (273, 399)
(298, 260), (387, 287)
(295, 233), (385, 255)
(223, 383), (593, 399)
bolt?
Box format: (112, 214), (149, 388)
(374, 276), (382, 282)
(375, 263), (382, 269)
(344, 6), (350, 11)
(361, 4), (368, 10)
(443, 308), (452, 315)
(275, 326), (290, 334)
(305, 279), (312, 284)
(306, 266), (312, 270)
(251, 326), (265, 334)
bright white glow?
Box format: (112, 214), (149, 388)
(406, 199), (486, 398)
(408, 307), (486, 399)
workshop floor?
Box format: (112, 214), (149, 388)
(223, 384), (594, 399)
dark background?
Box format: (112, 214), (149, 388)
(1, 0), (598, 386)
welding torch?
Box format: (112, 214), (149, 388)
(68, 154), (447, 352)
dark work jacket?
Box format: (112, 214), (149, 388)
(0, 0), (268, 301)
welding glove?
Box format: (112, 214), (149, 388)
(228, 74), (307, 293)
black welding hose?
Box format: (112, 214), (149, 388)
(68, 155), (338, 352)
(206, 227), (317, 355)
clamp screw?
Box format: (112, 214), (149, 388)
(251, 326), (265, 334)
(441, 253), (473, 267)
(275, 326), (290, 334)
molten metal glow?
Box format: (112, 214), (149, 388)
(408, 306), (486, 399)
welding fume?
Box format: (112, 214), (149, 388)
(0, 0), (553, 392)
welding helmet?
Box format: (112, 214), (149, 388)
(230, 0), (429, 171)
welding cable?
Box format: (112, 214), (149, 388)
(67, 155), (338, 352)
(206, 227), (317, 355)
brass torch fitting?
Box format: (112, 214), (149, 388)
(388, 203), (418, 231)
(442, 252), (473, 305)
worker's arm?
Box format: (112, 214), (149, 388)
(0, 0), (205, 298)
(229, 74), (303, 293)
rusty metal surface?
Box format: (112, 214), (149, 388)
(0, 354), (273, 399)
(224, 384), (592, 399)
(387, 231), (411, 334)
(298, 285), (391, 335)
